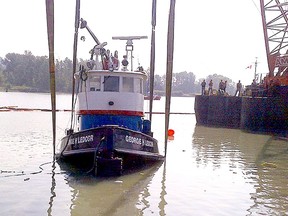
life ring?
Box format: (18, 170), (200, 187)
(122, 59), (128, 67)
(212, 89), (217, 95)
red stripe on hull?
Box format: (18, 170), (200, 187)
(78, 110), (144, 116)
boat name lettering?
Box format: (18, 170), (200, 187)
(125, 135), (153, 147)
(78, 135), (94, 143)
(125, 135), (142, 145)
(69, 135), (94, 145)
(142, 139), (153, 147)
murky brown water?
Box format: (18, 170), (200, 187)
(0, 93), (287, 215)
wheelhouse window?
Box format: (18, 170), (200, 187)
(89, 76), (101, 91)
(135, 78), (143, 94)
(123, 77), (134, 92)
(103, 76), (119, 92)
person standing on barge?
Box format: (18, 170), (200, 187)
(201, 79), (206, 95)
(235, 80), (242, 96)
(208, 80), (213, 95)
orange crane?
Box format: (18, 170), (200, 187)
(260, 0), (288, 92)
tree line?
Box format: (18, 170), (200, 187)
(0, 51), (238, 96)
(0, 51), (73, 93)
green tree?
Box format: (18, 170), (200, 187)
(2, 51), (75, 93)
(154, 74), (164, 91)
(3, 51), (50, 92)
(173, 71), (196, 94)
(0, 58), (5, 87)
(34, 55), (50, 91)
(197, 74), (236, 95)
(56, 57), (73, 93)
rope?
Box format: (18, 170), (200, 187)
(86, 136), (106, 174)
(0, 160), (55, 178)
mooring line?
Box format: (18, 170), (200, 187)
(0, 107), (195, 115)
(145, 112), (195, 115)
(0, 107), (71, 112)
(0, 160), (60, 178)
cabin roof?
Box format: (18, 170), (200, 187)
(87, 70), (147, 78)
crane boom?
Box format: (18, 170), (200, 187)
(260, 0), (288, 81)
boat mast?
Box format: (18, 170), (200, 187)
(112, 36), (147, 71)
(70, 0), (81, 130)
(254, 57), (258, 81)
(149, 0), (157, 123)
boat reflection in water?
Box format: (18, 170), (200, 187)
(51, 124), (288, 216)
(192, 126), (288, 215)
(53, 162), (166, 215)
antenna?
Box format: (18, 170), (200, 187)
(112, 36), (148, 71)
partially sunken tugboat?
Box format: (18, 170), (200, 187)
(56, 18), (164, 176)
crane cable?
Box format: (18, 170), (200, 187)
(250, 0), (260, 13)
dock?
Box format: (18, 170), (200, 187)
(194, 95), (288, 135)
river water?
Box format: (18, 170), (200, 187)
(0, 92), (287, 216)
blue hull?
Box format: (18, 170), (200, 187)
(57, 125), (164, 175)
(80, 114), (143, 132)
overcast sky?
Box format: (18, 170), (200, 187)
(0, 0), (267, 85)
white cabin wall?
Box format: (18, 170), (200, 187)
(77, 92), (144, 112)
